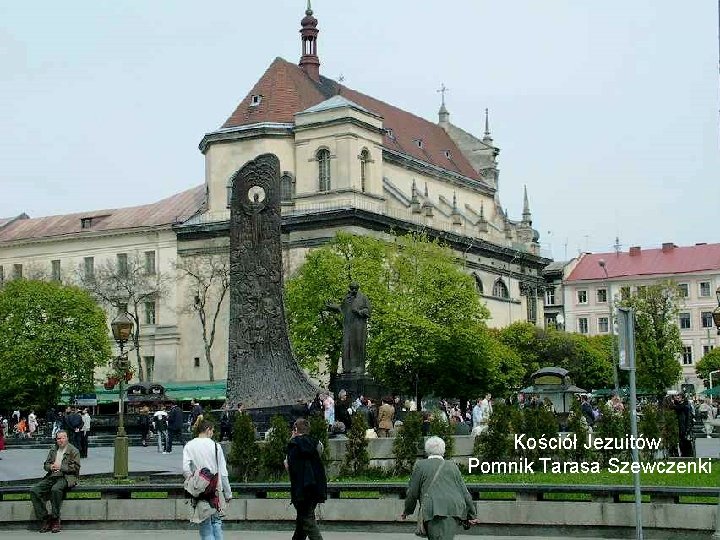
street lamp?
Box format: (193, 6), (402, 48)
(110, 309), (134, 479)
(598, 259), (620, 393)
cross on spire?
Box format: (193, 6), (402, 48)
(437, 83), (449, 106)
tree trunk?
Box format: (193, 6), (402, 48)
(205, 343), (215, 381)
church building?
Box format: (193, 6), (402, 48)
(0, 4), (549, 384)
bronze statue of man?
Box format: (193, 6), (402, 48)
(327, 282), (371, 374)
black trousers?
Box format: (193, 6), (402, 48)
(165, 429), (183, 452)
(80, 431), (89, 458)
(292, 500), (323, 540)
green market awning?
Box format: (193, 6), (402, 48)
(60, 380), (227, 405)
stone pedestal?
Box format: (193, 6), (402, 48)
(332, 373), (388, 401)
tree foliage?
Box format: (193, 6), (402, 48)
(0, 279), (111, 410)
(695, 348), (720, 383)
(285, 232), (521, 399)
(229, 412), (260, 481)
(497, 322), (613, 391)
(392, 411), (423, 474)
(618, 281), (683, 394)
(341, 413), (370, 477)
(175, 254), (230, 381)
(262, 415), (291, 480)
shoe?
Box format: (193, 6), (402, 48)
(162, 451), (169, 454)
(38, 518), (52, 533)
(51, 518), (61, 533)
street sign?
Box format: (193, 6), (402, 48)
(616, 307), (635, 371)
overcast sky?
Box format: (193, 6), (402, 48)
(1, 1), (718, 260)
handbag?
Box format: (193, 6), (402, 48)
(415, 460), (445, 537)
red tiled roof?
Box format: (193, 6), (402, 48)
(0, 185), (205, 243)
(221, 57), (483, 182)
(566, 244), (720, 282)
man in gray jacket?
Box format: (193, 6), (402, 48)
(30, 430), (81, 533)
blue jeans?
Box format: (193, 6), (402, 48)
(199, 513), (223, 540)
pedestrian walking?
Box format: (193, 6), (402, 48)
(139, 405), (151, 447)
(28, 410), (38, 438)
(166, 401), (184, 453)
(286, 417), (327, 540)
(153, 406), (169, 453)
(219, 403), (232, 442)
(29, 430), (81, 533)
(80, 408), (91, 458)
(401, 436), (478, 539)
(182, 420), (232, 539)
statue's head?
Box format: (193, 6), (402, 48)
(349, 282), (359, 294)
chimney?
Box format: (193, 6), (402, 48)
(629, 246), (641, 256)
(662, 242), (676, 253)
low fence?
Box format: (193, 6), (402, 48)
(2, 482), (719, 534)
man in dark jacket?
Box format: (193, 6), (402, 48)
(64, 407), (83, 451)
(165, 402), (184, 453)
(30, 430), (81, 533)
(334, 389), (353, 432)
(672, 393), (695, 457)
(286, 418), (327, 540)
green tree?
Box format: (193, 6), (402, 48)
(309, 413), (330, 465)
(0, 279), (111, 410)
(341, 413), (370, 476)
(229, 412), (260, 481)
(393, 411), (423, 474)
(262, 415), (291, 480)
(619, 281), (683, 394)
(474, 402), (520, 461)
(695, 348), (720, 383)
(285, 232), (519, 400)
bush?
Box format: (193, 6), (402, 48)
(565, 399), (594, 462)
(516, 404), (558, 461)
(428, 412), (455, 458)
(262, 415), (291, 480)
(393, 411), (423, 475)
(593, 402), (630, 465)
(341, 413), (370, 476)
(229, 412), (260, 481)
(473, 402), (519, 461)
(309, 412), (330, 465)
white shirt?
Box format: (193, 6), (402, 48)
(183, 437), (228, 478)
(81, 413), (91, 432)
(183, 436), (232, 500)
(53, 447), (67, 470)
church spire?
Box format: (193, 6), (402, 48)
(483, 108), (493, 143)
(522, 185), (532, 225)
(299, 0), (320, 81)
(437, 83), (449, 125)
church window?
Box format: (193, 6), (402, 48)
(81, 217), (93, 229)
(13, 263), (23, 280)
(250, 95), (262, 106)
(281, 173), (295, 201)
(414, 138), (424, 148)
(359, 149), (370, 193)
(492, 279), (509, 299)
(317, 149), (331, 191)
(51, 260), (61, 282)
(473, 272), (484, 294)
(117, 253), (128, 277)
(385, 128), (394, 139)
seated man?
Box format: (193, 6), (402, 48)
(30, 430), (81, 533)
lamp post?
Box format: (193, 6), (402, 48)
(599, 259), (619, 393)
(110, 309), (134, 479)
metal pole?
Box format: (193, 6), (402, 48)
(113, 343), (129, 479)
(627, 325), (643, 540)
(606, 279), (620, 393)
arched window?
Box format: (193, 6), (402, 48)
(359, 148), (370, 192)
(493, 279), (509, 299)
(317, 149), (331, 191)
(281, 173), (295, 202)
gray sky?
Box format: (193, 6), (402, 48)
(1, 1), (718, 260)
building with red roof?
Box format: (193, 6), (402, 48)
(0, 4), (549, 385)
(562, 243), (720, 388)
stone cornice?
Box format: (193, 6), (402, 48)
(174, 207), (550, 270)
(199, 123), (294, 153)
(0, 225), (176, 250)
(294, 116), (384, 136)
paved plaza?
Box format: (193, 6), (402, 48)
(0, 532), (619, 540)
(0, 445), (183, 482)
